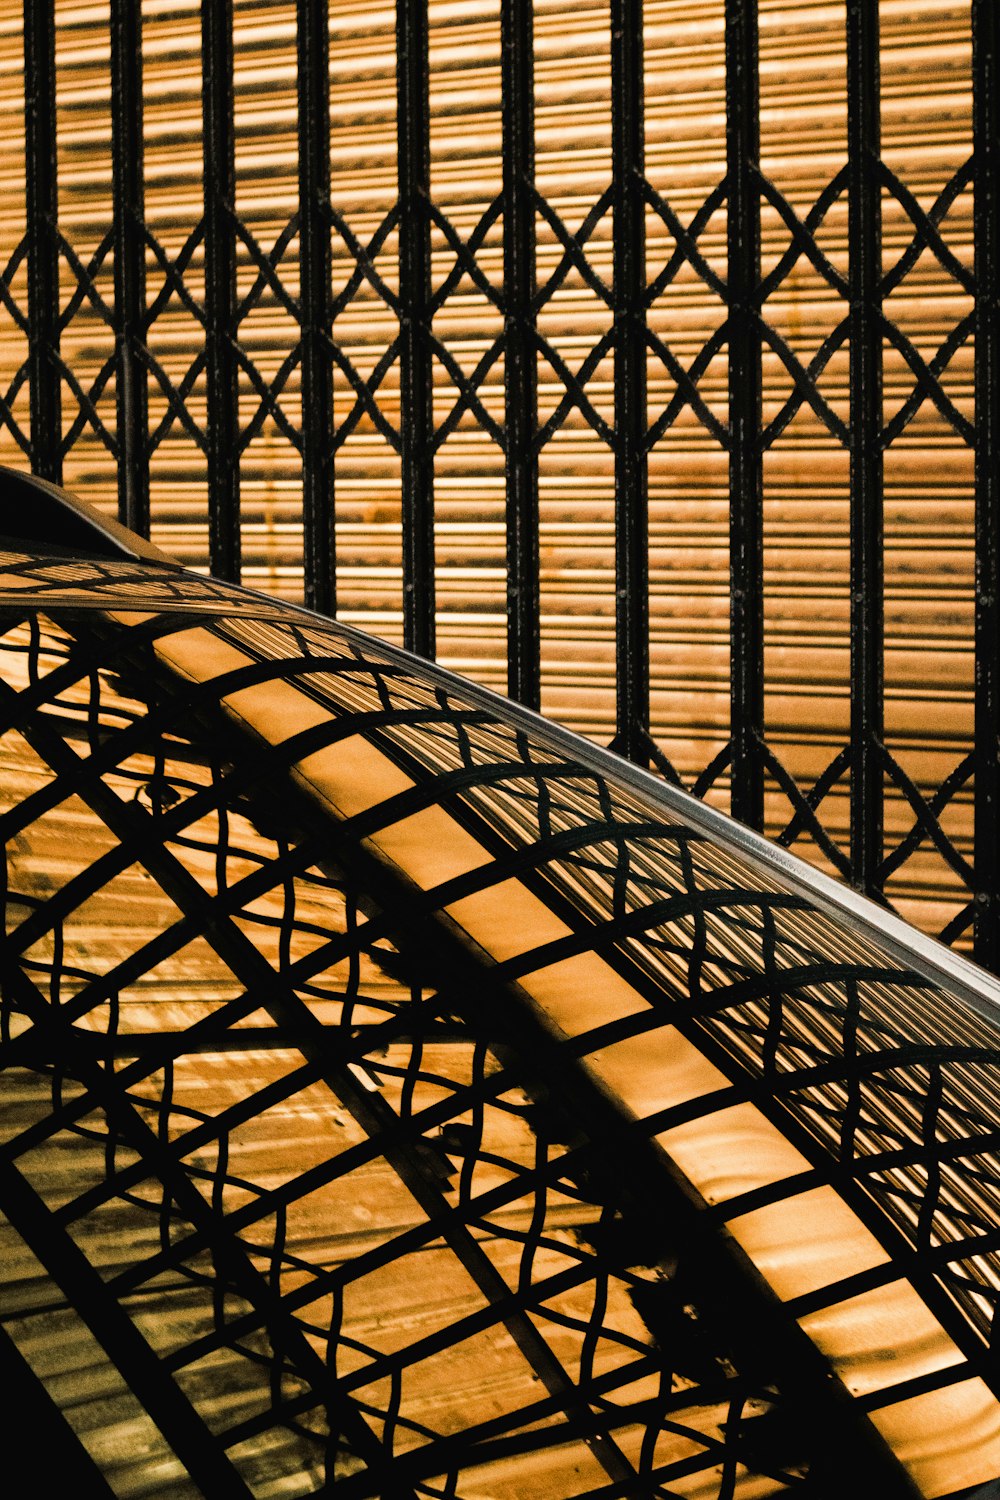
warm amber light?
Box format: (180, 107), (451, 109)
(0, 0), (976, 947)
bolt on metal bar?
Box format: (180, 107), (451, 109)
(201, 0), (240, 583)
(501, 0), (540, 709)
(110, 0), (150, 539)
(23, 0), (61, 486)
(397, 0), (435, 659)
(846, 0), (884, 899)
(297, 0), (335, 616)
(610, 0), (649, 767)
(725, 0), (764, 829)
(974, 0), (1000, 972)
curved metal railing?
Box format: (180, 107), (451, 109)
(0, 479), (998, 1497)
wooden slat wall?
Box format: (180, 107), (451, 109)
(0, 0), (977, 942)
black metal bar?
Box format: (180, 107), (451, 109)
(610, 0), (648, 766)
(23, 0), (61, 485)
(110, 0), (150, 538)
(974, 0), (1000, 972)
(501, 0), (540, 708)
(0, 1323), (117, 1496)
(725, 0), (764, 828)
(0, 1154), (257, 1496)
(15, 682), (613, 1489)
(201, 0), (240, 582)
(397, 0), (435, 659)
(297, 0), (335, 616)
(846, 0), (883, 897)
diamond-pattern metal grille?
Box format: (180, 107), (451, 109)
(0, 1), (996, 967)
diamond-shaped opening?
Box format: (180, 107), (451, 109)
(430, 254), (504, 395)
(537, 400), (615, 736)
(331, 392), (404, 643)
(645, 427), (730, 791)
(763, 432), (850, 864)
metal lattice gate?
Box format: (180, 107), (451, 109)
(1, 0), (998, 966)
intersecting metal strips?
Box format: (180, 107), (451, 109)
(0, 0), (992, 960)
(1, 544), (1000, 1495)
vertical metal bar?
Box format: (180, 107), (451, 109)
(501, 0), (540, 708)
(725, 0), (764, 828)
(201, 0), (240, 582)
(846, 0), (883, 897)
(23, 0), (61, 485)
(397, 0), (435, 658)
(974, 0), (1000, 971)
(297, 0), (335, 615)
(110, 0), (150, 537)
(610, 0), (648, 765)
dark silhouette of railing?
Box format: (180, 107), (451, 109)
(2, 506), (1000, 1493)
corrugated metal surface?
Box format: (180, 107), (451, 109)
(0, 1), (977, 942)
